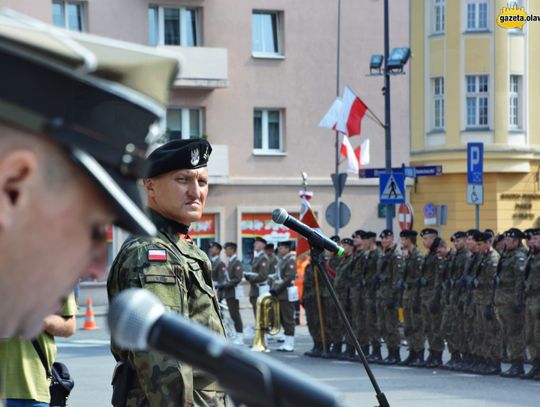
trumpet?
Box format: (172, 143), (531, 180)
(251, 292), (280, 352)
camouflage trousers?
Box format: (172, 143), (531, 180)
(322, 295), (341, 344)
(376, 299), (400, 349)
(525, 301), (540, 360)
(495, 304), (525, 360)
(351, 290), (369, 347)
(441, 302), (460, 354)
(303, 296), (323, 344)
(328, 291), (350, 344)
(403, 294), (424, 352)
(421, 298), (444, 352)
(365, 296), (381, 348)
(462, 295), (476, 354)
(473, 303), (501, 359)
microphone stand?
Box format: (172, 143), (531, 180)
(310, 245), (390, 407)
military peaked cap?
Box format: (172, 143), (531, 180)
(0, 10), (179, 236)
(400, 230), (417, 238)
(265, 243), (275, 250)
(147, 139), (212, 177)
(254, 236), (267, 244)
(209, 241), (222, 250)
(341, 238), (354, 246)
(277, 240), (293, 248)
(224, 242), (237, 250)
(420, 228), (438, 237)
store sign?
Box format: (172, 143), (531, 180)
(241, 213), (299, 241)
(189, 214), (216, 237)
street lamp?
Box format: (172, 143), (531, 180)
(387, 47), (411, 73)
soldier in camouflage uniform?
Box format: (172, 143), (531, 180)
(209, 242), (227, 302)
(521, 229), (540, 379)
(413, 229), (443, 368)
(443, 231), (470, 370)
(303, 260), (326, 357)
(374, 230), (404, 365)
(398, 230), (425, 366)
(321, 236), (342, 358)
(437, 240), (457, 368)
(107, 139), (227, 407)
(244, 237), (272, 318)
(269, 241), (297, 352)
(494, 229), (527, 377)
(220, 242), (245, 345)
(350, 230), (369, 359)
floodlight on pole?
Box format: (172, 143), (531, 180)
(387, 47), (411, 72)
(370, 54), (384, 73)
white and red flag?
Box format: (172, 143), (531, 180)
(296, 191), (320, 258)
(318, 97), (342, 130)
(336, 86), (368, 136)
(340, 136), (370, 173)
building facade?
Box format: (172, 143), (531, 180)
(3, 0), (410, 265)
(410, 0), (540, 236)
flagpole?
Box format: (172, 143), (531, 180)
(334, 0), (342, 236)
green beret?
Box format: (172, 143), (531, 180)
(147, 139), (212, 177)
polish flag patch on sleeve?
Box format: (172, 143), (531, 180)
(148, 249), (167, 262)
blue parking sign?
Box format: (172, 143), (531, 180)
(467, 143), (483, 185)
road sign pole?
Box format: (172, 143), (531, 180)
(475, 204), (480, 229)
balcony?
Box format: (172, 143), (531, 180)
(159, 46), (228, 89)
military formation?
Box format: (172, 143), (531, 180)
(302, 227), (540, 380)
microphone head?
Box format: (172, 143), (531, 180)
(272, 208), (288, 224)
(108, 288), (165, 350)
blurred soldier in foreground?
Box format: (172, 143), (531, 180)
(108, 139), (227, 406)
(0, 10), (177, 340)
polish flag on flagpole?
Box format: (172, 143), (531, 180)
(296, 191), (320, 258)
(318, 97), (342, 129)
(341, 136), (370, 173)
(336, 86), (368, 136)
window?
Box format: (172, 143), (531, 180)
(253, 109), (283, 152)
(252, 11), (282, 56)
(432, 77), (445, 129)
(433, 0), (445, 33)
(466, 75), (489, 128)
(166, 108), (204, 140)
(466, 0), (488, 31)
(509, 75), (522, 129)
(52, 1), (84, 31)
(148, 6), (201, 46)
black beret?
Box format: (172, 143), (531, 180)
(484, 229), (495, 239)
(525, 228), (540, 239)
(352, 230), (366, 238)
(364, 231), (377, 239)
(254, 236), (267, 244)
(147, 139), (212, 178)
(265, 243), (275, 250)
(504, 228), (524, 239)
(209, 241), (222, 250)
(277, 240), (293, 248)
(224, 242), (237, 250)
(341, 238), (354, 246)
(400, 230), (418, 238)
(431, 237), (442, 251)
(494, 234), (505, 243)
(330, 235), (341, 243)
(466, 229), (480, 237)
(451, 231), (467, 241)
(379, 229), (393, 238)
(472, 231), (490, 242)
(420, 228), (438, 237)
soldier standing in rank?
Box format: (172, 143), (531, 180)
(269, 241), (298, 352)
(322, 236), (342, 358)
(108, 139), (227, 407)
(443, 231), (470, 370)
(244, 237), (272, 318)
(494, 229), (527, 377)
(209, 242), (227, 302)
(398, 230), (425, 366)
(265, 243), (278, 271)
(350, 230), (368, 359)
(521, 229), (540, 379)
(303, 259), (324, 357)
(374, 229), (404, 365)
(219, 242), (245, 345)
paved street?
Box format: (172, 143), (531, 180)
(58, 306), (540, 407)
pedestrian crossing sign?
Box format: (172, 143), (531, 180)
(379, 173), (405, 204)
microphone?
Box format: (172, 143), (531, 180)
(108, 289), (344, 407)
(272, 208), (344, 256)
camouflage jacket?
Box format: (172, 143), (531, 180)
(246, 252), (272, 297)
(272, 253), (297, 300)
(401, 247), (424, 300)
(375, 245), (404, 300)
(525, 250), (540, 305)
(333, 253), (354, 296)
(494, 247), (527, 305)
(350, 249), (367, 285)
(222, 256), (243, 299)
(107, 209), (225, 407)
(472, 248), (500, 305)
(363, 247), (383, 292)
(419, 251), (440, 300)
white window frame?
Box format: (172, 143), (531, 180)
(148, 6), (202, 46)
(432, 77), (445, 129)
(466, 75), (489, 128)
(253, 109), (284, 154)
(166, 108), (205, 140)
(466, 0), (489, 31)
(52, 1), (85, 31)
(433, 0), (445, 34)
(252, 11), (283, 58)
(509, 75), (522, 130)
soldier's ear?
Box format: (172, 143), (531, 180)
(0, 149), (38, 229)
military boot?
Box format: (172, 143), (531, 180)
(457, 353), (473, 372)
(357, 345), (370, 362)
(329, 342), (343, 359)
(337, 344), (353, 360)
(409, 349), (425, 367)
(419, 350), (434, 368)
(304, 342), (321, 357)
(425, 350), (443, 368)
(501, 359), (525, 378)
(443, 351), (461, 370)
(367, 344), (382, 363)
(382, 347), (401, 365)
(521, 359), (540, 379)
(482, 359), (501, 376)
(321, 342), (335, 359)
(470, 356), (487, 374)
(399, 349), (417, 366)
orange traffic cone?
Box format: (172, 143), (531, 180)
(81, 297), (98, 330)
